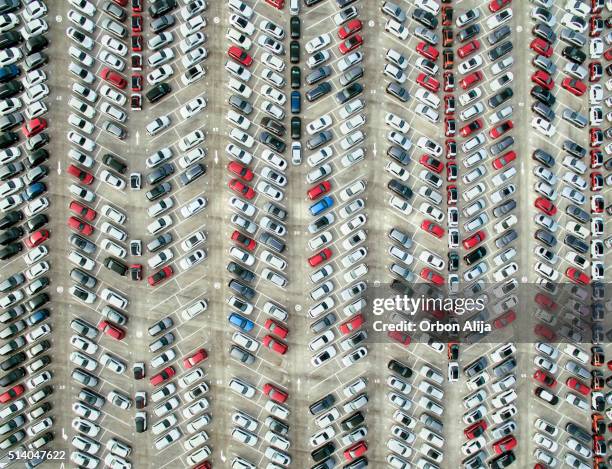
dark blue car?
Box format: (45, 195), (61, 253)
(22, 182), (46, 201)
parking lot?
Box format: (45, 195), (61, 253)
(0, 0), (609, 468)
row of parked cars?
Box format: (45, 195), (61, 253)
(225, 0), (293, 468)
(0, 0), (54, 465)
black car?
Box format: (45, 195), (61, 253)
(412, 8), (437, 29)
(0, 211), (22, 231)
(290, 16), (300, 38)
(104, 257), (128, 276)
(260, 117), (285, 137)
(341, 411), (365, 431)
(259, 131), (286, 153)
(0, 351), (25, 371)
(25, 214), (47, 233)
(290, 66), (300, 89)
(489, 451), (516, 469)
(146, 82), (171, 103)
(227, 262), (255, 283)
(0, 31), (22, 49)
(0, 367), (24, 387)
(387, 146), (410, 165)
(148, 0), (177, 18)
(179, 163), (206, 186)
(146, 163), (174, 185)
(305, 66), (331, 85)
(488, 87), (513, 108)
(564, 234), (588, 254)
(228, 279), (255, 300)
(532, 148), (554, 167)
(388, 359), (412, 378)
(0, 227), (22, 246)
(388, 179), (413, 200)
(464, 246), (486, 265)
(311, 442), (335, 463)
(566, 204), (589, 223)
(335, 82), (363, 104)
(531, 85), (555, 107)
(291, 117), (301, 139)
(0, 241), (20, 260)
(26, 148), (48, 168)
(562, 46), (586, 64)
(309, 393), (336, 416)
(535, 228), (556, 247)
(0, 131), (17, 149)
(489, 41), (512, 61)
(290, 40), (300, 63)
(102, 153), (127, 174)
(448, 251), (459, 271)
(146, 182), (172, 201)
(25, 35), (48, 55)
(306, 81), (331, 102)
(458, 24), (480, 42)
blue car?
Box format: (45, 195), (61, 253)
(228, 312), (254, 332)
(291, 91), (301, 114)
(0, 64), (20, 83)
(22, 182), (46, 201)
(26, 308), (49, 326)
(309, 196), (334, 216)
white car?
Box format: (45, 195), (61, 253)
(305, 33), (331, 53)
(181, 197), (207, 218)
(385, 18), (408, 40)
(307, 115), (332, 135)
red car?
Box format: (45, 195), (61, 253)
(227, 161), (254, 181)
(150, 366), (175, 386)
(464, 420), (487, 439)
(231, 230), (256, 251)
(566, 377), (590, 395)
(459, 71), (483, 90)
(338, 19), (362, 39)
(459, 118), (483, 137)
(148, 266), (173, 286)
(591, 172), (603, 191)
(131, 14), (142, 33)
(67, 164), (94, 185)
(228, 179), (255, 199)
(489, 120), (513, 139)
(530, 37), (553, 57)
(263, 335), (288, 355)
(263, 383), (288, 403)
(98, 320), (126, 340)
(184, 348), (208, 368)
(340, 314), (364, 335)
(493, 310), (516, 329)
(69, 200), (97, 221)
(442, 6), (453, 26)
(419, 155), (443, 173)
(534, 292), (557, 310)
(265, 0), (284, 8)
(388, 330), (410, 346)
(130, 0), (141, 10)
(457, 40), (480, 58)
(100, 67), (127, 89)
(534, 324), (556, 341)
(591, 150), (603, 168)
(489, 0), (512, 12)
(590, 61), (602, 82)
(532, 70), (554, 90)
(463, 230), (485, 249)
(130, 264), (142, 281)
(307, 181), (331, 200)
(420, 268), (444, 286)
(534, 369), (557, 387)
(565, 267), (589, 285)
(25, 230), (49, 248)
(605, 47), (612, 61)
(264, 319), (288, 339)
(339, 34), (363, 54)
(492, 150), (516, 169)
(22, 118), (47, 138)
(421, 220), (444, 238)
(416, 41), (439, 61)
(68, 216), (94, 236)
(492, 435), (517, 454)
(308, 248), (332, 267)
(228, 46), (253, 67)
(0, 384), (24, 403)
(534, 196), (556, 215)
(417, 73), (440, 92)
(562, 77), (586, 96)
(344, 441), (367, 462)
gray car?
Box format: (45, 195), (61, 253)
(306, 66), (331, 85)
(179, 163), (206, 186)
(566, 204), (589, 223)
(147, 163), (175, 185)
(147, 233), (173, 252)
(230, 345), (255, 365)
(264, 202), (287, 221)
(259, 231), (285, 253)
(340, 66), (363, 87)
(495, 228), (518, 248)
(70, 268), (97, 289)
(228, 94), (253, 115)
(493, 199), (516, 217)
(311, 312), (337, 334)
(562, 109), (587, 128)
(151, 15), (175, 33)
(307, 130), (332, 151)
